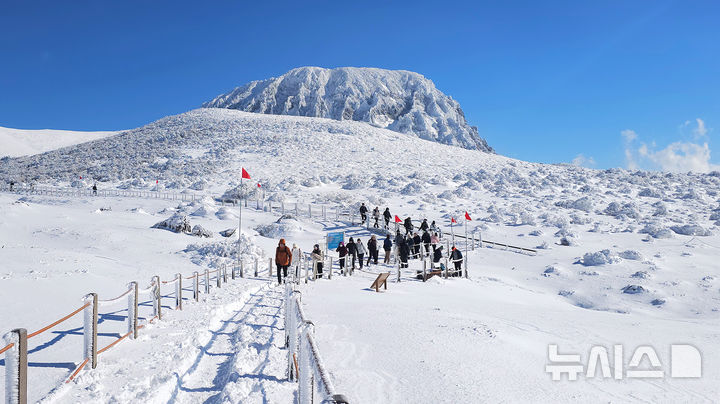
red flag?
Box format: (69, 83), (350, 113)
(451, 217), (457, 223)
(80, 176), (83, 179)
(241, 168), (251, 180)
(257, 183), (261, 188)
(394, 215), (402, 223)
(465, 211), (472, 221)
(156, 180), (159, 184)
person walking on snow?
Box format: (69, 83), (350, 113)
(346, 237), (357, 270)
(422, 230), (432, 255)
(404, 217), (414, 236)
(372, 207), (380, 228)
(451, 246), (463, 276)
(398, 238), (410, 269)
(383, 208), (392, 229)
(356, 238), (367, 269)
(311, 244), (324, 278)
(430, 221), (441, 239)
(367, 235), (378, 265)
(412, 233), (422, 257)
(291, 243), (303, 280)
(359, 203), (368, 225)
(336, 241), (348, 274)
(406, 234), (415, 259)
(383, 234), (393, 264)
(430, 233), (440, 252)
(420, 219), (429, 232)
(275, 239), (292, 285)
(92, 183), (97, 196)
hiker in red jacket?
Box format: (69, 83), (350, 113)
(275, 238), (292, 284)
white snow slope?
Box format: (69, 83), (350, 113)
(0, 126), (118, 158)
(1, 108), (720, 402)
(202, 66), (493, 152)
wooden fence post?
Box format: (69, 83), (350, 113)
(175, 273), (182, 310)
(193, 272), (199, 301)
(240, 261), (244, 278)
(84, 293), (99, 369)
(231, 263), (235, 280)
(128, 282), (138, 339)
(422, 259), (427, 282)
(216, 269), (221, 288)
(254, 258), (258, 277)
(269, 258), (273, 277)
(152, 276), (162, 321)
(204, 269), (210, 294)
(4, 328), (28, 404)
(328, 257), (333, 280)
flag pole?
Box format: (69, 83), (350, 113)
(464, 215), (468, 279)
(238, 176), (242, 272)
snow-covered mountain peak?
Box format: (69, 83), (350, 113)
(202, 66), (493, 152)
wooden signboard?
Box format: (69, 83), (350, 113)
(370, 272), (390, 292)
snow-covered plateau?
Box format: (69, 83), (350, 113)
(1, 108), (719, 402)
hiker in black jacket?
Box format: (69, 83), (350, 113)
(412, 233), (422, 257)
(367, 235), (379, 265)
(404, 217), (413, 235)
(347, 237), (357, 269)
(383, 235), (393, 264)
(421, 230), (432, 255)
(451, 246), (463, 276)
(420, 219), (429, 232)
(359, 203), (368, 225)
(383, 208), (392, 229)
(398, 238), (410, 268)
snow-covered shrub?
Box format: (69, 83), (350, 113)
(631, 271), (651, 279)
(255, 214), (304, 238)
(542, 265), (562, 277)
(191, 225), (213, 238)
(670, 224), (712, 236)
(604, 202), (640, 219)
(555, 196), (593, 212)
(621, 285), (646, 294)
(639, 223), (674, 239)
(529, 229), (543, 236)
(638, 188), (663, 198)
(189, 180), (207, 190)
(619, 250), (643, 260)
(437, 190), (456, 201)
(652, 202), (668, 216)
(581, 249), (621, 266)
(401, 181), (423, 194)
(152, 213), (192, 233)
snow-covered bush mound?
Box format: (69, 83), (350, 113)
(618, 250), (643, 260)
(603, 202), (640, 219)
(202, 66), (493, 152)
(581, 250), (621, 266)
(670, 224), (712, 236)
(639, 223), (674, 239)
(554, 196), (593, 212)
(191, 225), (213, 238)
(622, 285), (646, 294)
(185, 234), (265, 268)
(152, 213), (191, 233)
(255, 214), (304, 238)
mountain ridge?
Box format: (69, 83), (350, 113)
(202, 66), (493, 152)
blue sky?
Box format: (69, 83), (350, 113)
(1, 1), (718, 171)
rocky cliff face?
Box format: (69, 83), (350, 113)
(202, 66), (492, 152)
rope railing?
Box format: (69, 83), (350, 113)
(1, 261), (261, 404)
(285, 283), (349, 404)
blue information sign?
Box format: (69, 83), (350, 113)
(326, 231), (345, 250)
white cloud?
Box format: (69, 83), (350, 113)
(621, 129), (638, 169)
(639, 141), (720, 173)
(621, 129), (637, 143)
(620, 122), (719, 173)
(694, 118), (708, 138)
(571, 154), (596, 167)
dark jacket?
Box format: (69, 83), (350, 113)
(451, 249), (463, 261)
(433, 247), (443, 263)
(383, 237), (392, 250)
(399, 242), (410, 260)
(420, 220), (429, 231)
(336, 245), (348, 257)
(383, 209), (391, 220)
(412, 234), (421, 245)
(359, 205), (368, 214)
(404, 218), (413, 230)
(347, 241), (357, 255)
(422, 232), (431, 244)
(367, 238), (377, 252)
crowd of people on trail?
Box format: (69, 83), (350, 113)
(273, 205), (466, 284)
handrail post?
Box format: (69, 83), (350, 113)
(193, 271), (199, 302)
(152, 276), (162, 320)
(240, 261), (244, 278)
(216, 268), (222, 288)
(231, 263), (235, 280)
(4, 328), (28, 404)
(83, 293), (99, 369)
(269, 258), (273, 278)
(328, 258), (333, 280)
(254, 258), (259, 277)
(422, 259), (427, 282)
(128, 282), (139, 339)
(223, 265), (227, 283)
(175, 273), (182, 310)
(204, 269), (210, 294)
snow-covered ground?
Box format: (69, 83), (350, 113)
(0, 126), (118, 158)
(1, 109), (720, 402)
